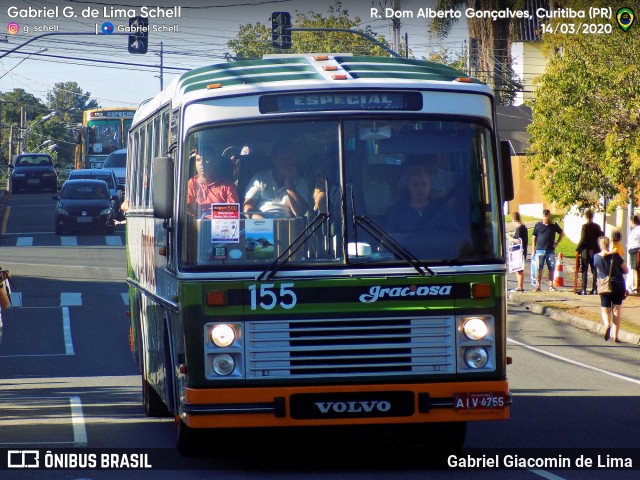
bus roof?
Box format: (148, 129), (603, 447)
(133, 55), (491, 124)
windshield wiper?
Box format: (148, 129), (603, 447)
(353, 214), (435, 276)
(256, 212), (329, 281)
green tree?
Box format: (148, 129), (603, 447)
(526, 3), (640, 211)
(0, 89), (47, 164)
(227, 0), (390, 59)
(427, 46), (467, 72)
(47, 81), (100, 122)
(44, 82), (100, 164)
(430, 0), (524, 104)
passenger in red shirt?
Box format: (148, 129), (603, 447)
(187, 150), (239, 218)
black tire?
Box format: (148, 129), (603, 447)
(176, 418), (203, 456)
(142, 376), (170, 417)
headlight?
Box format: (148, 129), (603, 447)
(56, 207), (69, 216)
(42, 173), (56, 177)
(212, 354), (235, 376)
(100, 207), (113, 215)
(211, 324), (235, 347)
(464, 347), (489, 368)
(463, 317), (489, 340)
(12, 173), (25, 178)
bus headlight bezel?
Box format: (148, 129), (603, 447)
(456, 315), (495, 373)
(204, 322), (243, 380)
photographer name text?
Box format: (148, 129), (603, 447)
(7, 5), (181, 19)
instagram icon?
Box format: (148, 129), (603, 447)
(6, 22), (20, 35)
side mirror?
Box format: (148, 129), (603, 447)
(500, 140), (514, 202)
(152, 156), (174, 219)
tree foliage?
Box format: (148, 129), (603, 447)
(427, 46), (467, 72)
(430, 0), (524, 104)
(526, 2), (640, 211)
(1, 82), (102, 165)
(227, 0), (390, 59)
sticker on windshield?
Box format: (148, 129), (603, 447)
(211, 203), (240, 243)
(246, 219), (275, 259)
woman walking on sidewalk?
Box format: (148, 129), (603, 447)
(507, 212), (528, 291)
(594, 236), (628, 343)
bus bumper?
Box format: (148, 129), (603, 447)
(181, 380), (510, 428)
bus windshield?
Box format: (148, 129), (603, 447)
(87, 119), (123, 155)
(180, 118), (501, 269)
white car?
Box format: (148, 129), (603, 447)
(101, 148), (126, 190)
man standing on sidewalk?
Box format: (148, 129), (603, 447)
(576, 209), (603, 295)
(532, 209), (564, 292)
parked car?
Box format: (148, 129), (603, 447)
(53, 179), (115, 235)
(68, 169), (123, 219)
(9, 153), (58, 192)
(101, 148), (126, 190)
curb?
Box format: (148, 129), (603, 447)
(508, 295), (640, 346)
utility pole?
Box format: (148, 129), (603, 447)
(19, 106), (26, 154)
(404, 32), (408, 58)
(157, 42), (164, 90)
(9, 125), (15, 166)
(391, 0), (402, 54)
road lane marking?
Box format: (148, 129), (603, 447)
(106, 235), (123, 246)
(508, 337), (640, 385)
(0, 353), (72, 358)
(530, 469), (567, 480)
(60, 293), (82, 306)
(1, 261), (126, 274)
(60, 236), (78, 246)
(16, 237), (33, 246)
(70, 396), (88, 446)
(1, 206), (9, 234)
(62, 307), (75, 355)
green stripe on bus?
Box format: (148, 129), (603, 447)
(182, 73), (324, 94)
(179, 65), (318, 90)
(178, 58), (313, 86)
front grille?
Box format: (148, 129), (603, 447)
(246, 315), (455, 380)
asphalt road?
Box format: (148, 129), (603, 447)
(0, 192), (638, 479)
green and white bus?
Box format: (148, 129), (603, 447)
(126, 54), (513, 452)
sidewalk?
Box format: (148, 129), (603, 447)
(506, 254), (640, 345)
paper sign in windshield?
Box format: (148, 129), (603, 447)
(210, 203), (240, 243)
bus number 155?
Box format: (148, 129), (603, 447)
(248, 283), (297, 310)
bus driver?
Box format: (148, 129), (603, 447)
(243, 144), (310, 218)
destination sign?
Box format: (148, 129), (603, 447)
(89, 111), (135, 118)
(259, 91), (422, 113)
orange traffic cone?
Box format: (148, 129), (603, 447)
(554, 253), (565, 287)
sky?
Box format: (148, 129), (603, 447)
(0, 0), (469, 107)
